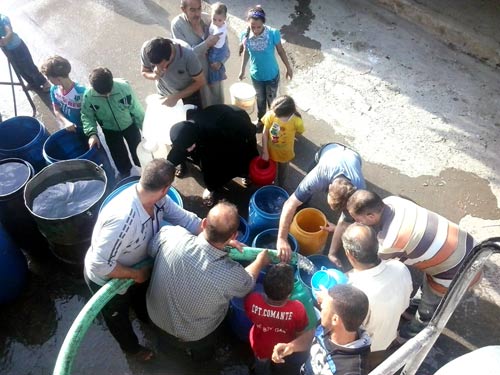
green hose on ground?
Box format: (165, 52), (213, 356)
(52, 248), (307, 375)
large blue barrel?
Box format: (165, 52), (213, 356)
(252, 228), (298, 254)
(247, 186), (289, 237)
(237, 216), (250, 244)
(229, 282), (264, 342)
(43, 129), (116, 187)
(0, 158), (49, 257)
(100, 181), (183, 213)
(0, 222), (28, 304)
(0, 116), (49, 172)
(24, 160), (108, 266)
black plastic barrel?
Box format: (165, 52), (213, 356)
(0, 158), (49, 257)
(24, 160), (108, 265)
(0, 116), (50, 172)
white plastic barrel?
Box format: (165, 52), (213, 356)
(229, 82), (256, 114)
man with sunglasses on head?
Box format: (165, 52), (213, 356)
(141, 36), (205, 108)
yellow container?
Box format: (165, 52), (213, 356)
(230, 82), (256, 114)
(290, 208), (328, 256)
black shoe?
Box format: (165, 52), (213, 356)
(175, 163), (186, 178)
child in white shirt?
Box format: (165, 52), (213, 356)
(208, 2), (229, 84)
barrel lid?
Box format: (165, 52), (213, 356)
(0, 159), (32, 196)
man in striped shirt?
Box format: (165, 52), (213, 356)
(346, 190), (477, 339)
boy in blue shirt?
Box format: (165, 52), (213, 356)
(41, 56), (86, 132)
(0, 14), (50, 91)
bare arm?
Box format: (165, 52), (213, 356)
(261, 126), (270, 161)
(328, 218), (350, 268)
(239, 49), (249, 80)
(161, 72), (206, 107)
(272, 328), (315, 363)
(245, 249), (270, 281)
(276, 43), (293, 80)
(141, 65), (160, 81)
(52, 105), (77, 132)
(106, 263), (151, 283)
(277, 194), (303, 263)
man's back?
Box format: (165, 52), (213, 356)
(349, 260), (412, 351)
(378, 196), (475, 295)
(147, 225), (254, 341)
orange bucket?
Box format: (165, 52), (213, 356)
(290, 208), (328, 256)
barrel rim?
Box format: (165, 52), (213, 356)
(42, 128), (90, 163)
(0, 116), (45, 153)
(0, 158), (34, 198)
(250, 185), (289, 217)
(24, 159), (108, 220)
(251, 227), (298, 252)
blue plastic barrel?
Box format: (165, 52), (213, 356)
(237, 216), (250, 244)
(298, 254), (336, 294)
(247, 186), (289, 237)
(0, 158), (49, 256)
(0, 222), (28, 304)
(229, 282), (264, 342)
(43, 129), (116, 188)
(0, 116), (49, 172)
(100, 181), (183, 213)
(252, 228), (298, 253)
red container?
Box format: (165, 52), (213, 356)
(249, 156), (276, 186)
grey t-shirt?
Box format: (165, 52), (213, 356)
(294, 143), (365, 203)
(141, 38), (203, 96)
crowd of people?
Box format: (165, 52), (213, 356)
(1, 2), (480, 374)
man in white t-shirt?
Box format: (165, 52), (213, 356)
(343, 223), (412, 354)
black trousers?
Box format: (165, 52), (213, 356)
(102, 125), (141, 175)
(85, 274), (149, 354)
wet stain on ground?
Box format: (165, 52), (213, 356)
(280, 0), (324, 69)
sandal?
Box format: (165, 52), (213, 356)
(241, 177), (252, 188)
(128, 346), (154, 362)
(202, 189), (214, 206)
(175, 163), (186, 178)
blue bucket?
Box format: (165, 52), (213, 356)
(43, 129), (115, 187)
(0, 223), (28, 304)
(0, 116), (50, 172)
(248, 186), (289, 237)
(310, 267), (348, 302)
(229, 282), (264, 342)
(298, 254), (337, 294)
(237, 216), (250, 244)
(100, 181), (183, 213)
(0, 158), (49, 256)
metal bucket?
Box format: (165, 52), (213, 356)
(24, 160), (108, 265)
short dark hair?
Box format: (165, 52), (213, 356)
(89, 67), (114, 95)
(263, 264), (294, 301)
(329, 284), (368, 332)
(145, 37), (173, 65)
(346, 190), (385, 216)
(41, 55), (71, 78)
(212, 2), (227, 16)
(342, 223), (379, 264)
(139, 159), (175, 191)
(205, 201), (239, 244)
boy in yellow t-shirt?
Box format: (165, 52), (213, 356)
(261, 95), (305, 187)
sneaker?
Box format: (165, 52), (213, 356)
(202, 189), (214, 206)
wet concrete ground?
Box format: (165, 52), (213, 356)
(1, 0), (500, 374)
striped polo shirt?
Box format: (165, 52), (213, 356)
(378, 196), (476, 295)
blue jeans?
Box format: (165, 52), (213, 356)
(252, 74), (280, 121)
(4, 40), (47, 87)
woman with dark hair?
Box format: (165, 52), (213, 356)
(238, 6), (293, 130)
(167, 105), (259, 205)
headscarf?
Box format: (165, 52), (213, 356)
(167, 121), (199, 166)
